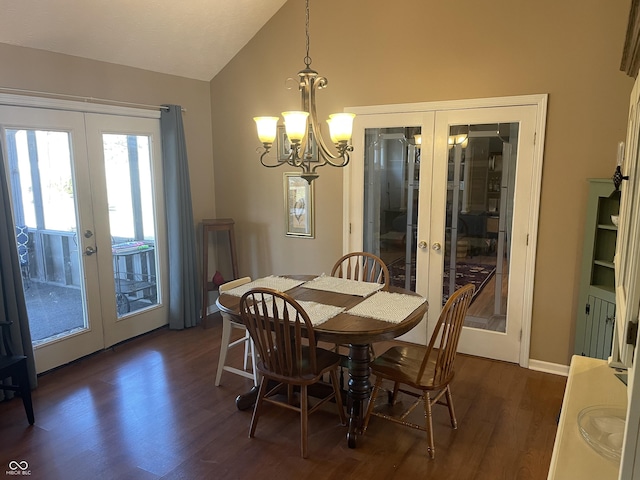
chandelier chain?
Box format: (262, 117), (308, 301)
(304, 0), (312, 68)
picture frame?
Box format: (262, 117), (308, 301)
(278, 126), (319, 163)
(278, 126), (291, 162)
(284, 173), (314, 238)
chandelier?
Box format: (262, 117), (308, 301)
(253, 0), (355, 184)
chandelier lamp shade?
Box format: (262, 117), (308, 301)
(253, 0), (355, 184)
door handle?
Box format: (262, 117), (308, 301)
(418, 241), (428, 249)
(84, 246), (97, 256)
(432, 242), (442, 251)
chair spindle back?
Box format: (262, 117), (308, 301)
(240, 288), (318, 378)
(331, 252), (390, 290)
(418, 284), (475, 386)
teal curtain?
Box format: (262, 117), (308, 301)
(160, 105), (201, 329)
(0, 140), (36, 398)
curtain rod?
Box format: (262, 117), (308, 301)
(0, 86), (186, 112)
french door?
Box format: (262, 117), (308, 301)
(346, 96), (546, 365)
(0, 101), (168, 373)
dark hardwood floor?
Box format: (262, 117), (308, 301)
(0, 315), (566, 480)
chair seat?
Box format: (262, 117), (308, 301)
(0, 354), (27, 371)
(371, 345), (442, 390)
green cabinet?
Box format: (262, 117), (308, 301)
(574, 179), (619, 359)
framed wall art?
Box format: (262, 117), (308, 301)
(278, 126), (319, 163)
(284, 173), (314, 238)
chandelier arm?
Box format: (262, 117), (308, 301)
(305, 75), (347, 165)
(322, 147), (352, 169)
(261, 150), (316, 180)
(260, 150), (285, 168)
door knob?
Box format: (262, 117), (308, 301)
(418, 241), (427, 249)
(84, 230), (94, 238)
(432, 242), (442, 251)
(84, 246), (97, 256)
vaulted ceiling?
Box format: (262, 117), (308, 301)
(0, 0), (287, 82)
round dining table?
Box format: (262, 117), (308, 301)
(216, 274), (428, 448)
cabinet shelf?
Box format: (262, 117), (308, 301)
(592, 283), (616, 294)
(597, 224), (618, 231)
(594, 260), (615, 269)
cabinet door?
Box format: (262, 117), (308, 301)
(575, 296), (615, 359)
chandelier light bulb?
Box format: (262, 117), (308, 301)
(253, 116), (279, 145)
(327, 113), (355, 144)
(282, 111), (309, 143)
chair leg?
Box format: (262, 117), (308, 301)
(215, 317), (232, 386)
(329, 368), (346, 425)
(248, 337), (259, 386)
(249, 377), (269, 438)
(363, 376), (383, 432)
(444, 385), (457, 429)
(15, 360), (34, 425)
(287, 385), (295, 405)
(390, 382), (400, 405)
(423, 392), (435, 459)
(300, 384), (308, 458)
(243, 330), (251, 370)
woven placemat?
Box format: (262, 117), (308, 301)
(249, 298), (345, 327)
(301, 275), (384, 297)
(347, 291), (426, 324)
(224, 276), (305, 297)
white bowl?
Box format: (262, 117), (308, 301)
(611, 215), (619, 227)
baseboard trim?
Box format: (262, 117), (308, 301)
(528, 359), (569, 377)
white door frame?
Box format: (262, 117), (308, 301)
(343, 94), (548, 368)
(0, 93), (168, 372)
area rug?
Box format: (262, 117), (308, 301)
(388, 258), (496, 305)
(442, 262), (496, 304)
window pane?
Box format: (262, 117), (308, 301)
(103, 134), (158, 317)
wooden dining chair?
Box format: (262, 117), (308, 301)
(215, 277), (259, 387)
(239, 287), (346, 458)
(363, 283), (475, 459)
(0, 320), (34, 425)
(331, 251), (390, 290)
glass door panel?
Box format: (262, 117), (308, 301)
(363, 127), (422, 291)
(7, 128), (88, 343)
(103, 134), (158, 317)
(444, 123), (518, 333)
